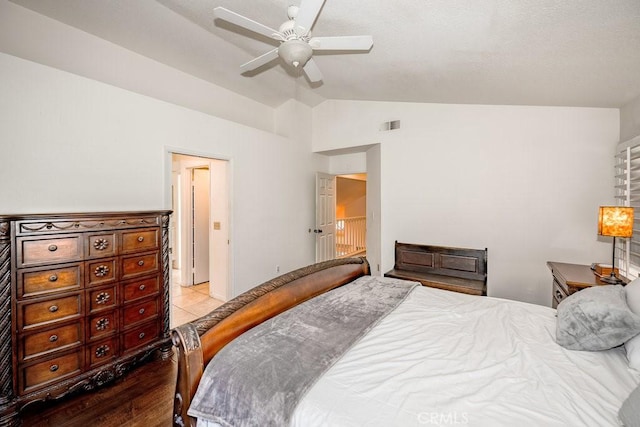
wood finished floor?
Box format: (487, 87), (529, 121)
(20, 354), (176, 427)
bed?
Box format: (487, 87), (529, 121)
(170, 257), (640, 427)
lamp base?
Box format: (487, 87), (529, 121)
(599, 273), (624, 285)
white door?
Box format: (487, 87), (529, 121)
(192, 168), (210, 284)
(315, 173), (336, 262)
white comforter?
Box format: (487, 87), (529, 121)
(291, 285), (640, 426)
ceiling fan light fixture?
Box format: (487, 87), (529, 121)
(214, 1), (372, 82)
(278, 39), (313, 68)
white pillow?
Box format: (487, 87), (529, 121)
(625, 278), (640, 371)
(627, 277), (640, 313)
(619, 382), (640, 427)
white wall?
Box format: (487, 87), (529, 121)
(209, 159), (230, 300)
(0, 52), (319, 296)
(366, 145), (382, 276)
(621, 94), (640, 142)
(0, 1), (275, 133)
(329, 153), (367, 175)
(313, 100), (620, 305)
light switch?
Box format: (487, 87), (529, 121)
(213, 221), (221, 230)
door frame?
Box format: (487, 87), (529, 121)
(164, 147), (232, 301)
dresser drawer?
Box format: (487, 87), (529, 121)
(88, 311), (118, 340)
(122, 276), (159, 303)
(20, 294), (83, 330)
(121, 252), (159, 280)
(21, 322), (83, 361)
(21, 350), (83, 393)
(121, 229), (159, 253)
(18, 264), (83, 299)
(86, 233), (117, 258)
(17, 235), (83, 267)
(87, 337), (118, 368)
(552, 279), (569, 309)
(122, 321), (159, 352)
(86, 258), (117, 286)
(87, 286), (117, 313)
(123, 298), (158, 328)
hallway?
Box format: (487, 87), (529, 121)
(171, 270), (225, 328)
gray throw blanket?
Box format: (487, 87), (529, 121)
(188, 276), (417, 426)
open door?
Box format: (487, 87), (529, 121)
(191, 167), (210, 285)
(315, 173), (336, 262)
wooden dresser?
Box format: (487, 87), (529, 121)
(0, 211), (172, 426)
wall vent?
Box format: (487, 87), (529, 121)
(379, 120), (401, 131)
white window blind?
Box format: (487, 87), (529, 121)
(615, 135), (640, 279)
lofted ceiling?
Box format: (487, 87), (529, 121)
(10, 0), (640, 109)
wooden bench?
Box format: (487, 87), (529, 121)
(384, 241), (488, 296)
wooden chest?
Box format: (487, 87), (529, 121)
(0, 211), (172, 425)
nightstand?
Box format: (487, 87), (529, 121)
(547, 261), (628, 308)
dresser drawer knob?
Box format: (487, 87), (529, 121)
(555, 290), (564, 300)
(96, 318), (110, 331)
(49, 364), (59, 372)
(49, 305), (58, 313)
(138, 332), (145, 339)
(49, 274), (58, 282)
(95, 292), (111, 305)
(48, 244), (58, 252)
(93, 238), (109, 251)
(49, 334), (58, 343)
(137, 260), (145, 267)
(95, 345), (110, 358)
(94, 265), (110, 277)
(137, 236), (144, 242)
(139, 284), (146, 291)
(138, 308), (145, 315)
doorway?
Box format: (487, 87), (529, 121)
(336, 174), (367, 258)
(169, 152), (230, 326)
(315, 172), (367, 262)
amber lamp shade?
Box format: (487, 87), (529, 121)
(598, 206), (634, 237)
(598, 206), (634, 284)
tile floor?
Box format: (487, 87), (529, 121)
(170, 269), (225, 328)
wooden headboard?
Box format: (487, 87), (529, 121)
(170, 257), (370, 427)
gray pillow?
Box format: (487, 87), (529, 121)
(619, 384), (640, 427)
(556, 285), (640, 351)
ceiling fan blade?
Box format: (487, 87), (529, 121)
(240, 48), (280, 73)
(309, 35), (374, 51)
(295, 0), (326, 33)
(213, 7), (280, 40)
(303, 58), (323, 83)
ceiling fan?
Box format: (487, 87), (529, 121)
(213, 0), (373, 83)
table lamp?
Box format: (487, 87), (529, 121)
(598, 206), (634, 284)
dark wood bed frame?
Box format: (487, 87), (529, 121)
(170, 257), (370, 427)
